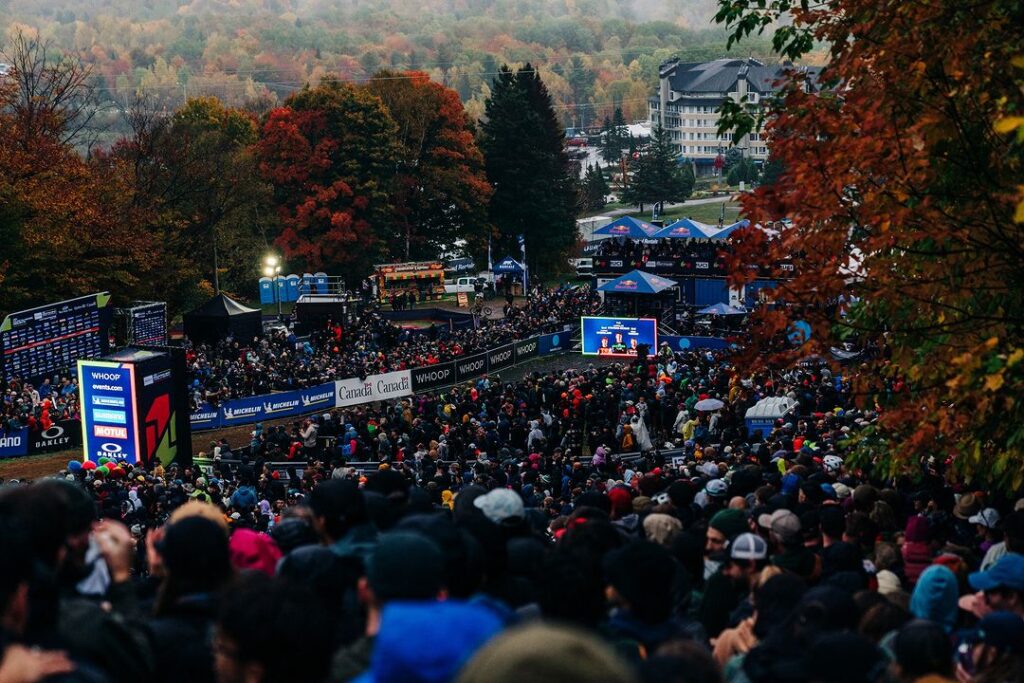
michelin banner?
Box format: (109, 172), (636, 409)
(188, 332), (573, 431)
(335, 370), (413, 408)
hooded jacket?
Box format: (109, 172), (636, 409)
(909, 565), (959, 632)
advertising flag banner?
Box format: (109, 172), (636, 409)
(336, 370), (413, 408)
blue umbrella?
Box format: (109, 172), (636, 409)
(696, 303), (747, 315)
(597, 269), (678, 295)
(592, 217), (661, 239)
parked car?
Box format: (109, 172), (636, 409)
(444, 276), (493, 295)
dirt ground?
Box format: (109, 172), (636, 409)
(0, 351), (616, 481)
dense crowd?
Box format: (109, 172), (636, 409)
(185, 285), (600, 404)
(1, 344), (1023, 683)
(595, 237), (723, 264)
(1, 376), (80, 433)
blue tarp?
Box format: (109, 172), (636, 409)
(592, 217), (661, 239)
(492, 256), (525, 274)
(697, 303), (747, 315)
(597, 269), (678, 295)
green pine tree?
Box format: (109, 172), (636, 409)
(482, 64), (578, 274)
(622, 124), (694, 209)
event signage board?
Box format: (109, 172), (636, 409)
(190, 402), (222, 431)
(1, 293), (112, 382)
(486, 344), (515, 372)
(0, 427), (29, 458)
(128, 302), (168, 346)
(455, 353), (488, 383)
(514, 337), (539, 363)
(28, 419), (81, 455)
(78, 360), (140, 463)
(410, 362), (457, 393)
(537, 331), (570, 355)
(335, 370), (412, 408)
(660, 335), (730, 351)
(580, 317), (658, 357)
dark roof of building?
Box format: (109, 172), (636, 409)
(662, 58), (820, 96)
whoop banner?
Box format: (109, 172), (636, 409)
(514, 337), (539, 363)
(455, 353), (488, 383)
(335, 370), (413, 408)
(410, 362), (456, 392)
(486, 344), (515, 372)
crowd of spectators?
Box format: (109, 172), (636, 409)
(185, 285), (601, 405)
(595, 237), (723, 266)
(2, 343), (1023, 683)
(1, 376), (80, 434)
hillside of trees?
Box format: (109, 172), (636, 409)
(0, 0), (790, 144)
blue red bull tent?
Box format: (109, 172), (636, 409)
(653, 218), (717, 239)
(597, 269), (677, 295)
(592, 217), (661, 239)
(708, 219), (751, 240)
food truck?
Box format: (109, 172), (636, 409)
(373, 261), (446, 303)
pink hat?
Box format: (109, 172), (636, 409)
(229, 529), (282, 576)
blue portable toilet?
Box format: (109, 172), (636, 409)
(314, 272), (329, 294)
(300, 273), (314, 296)
(284, 274), (301, 302)
(258, 277), (274, 305)
(275, 275), (288, 303)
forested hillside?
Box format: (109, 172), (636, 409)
(0, 0), (786, 137)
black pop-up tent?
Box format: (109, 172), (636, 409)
(183, 294), (262, 344)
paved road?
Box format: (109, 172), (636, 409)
(602, 195), (738, 218)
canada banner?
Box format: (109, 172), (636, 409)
(335, 370), (413, 408)
(410, 362), (456, 393)
(486, 344), (515, 372)
(455, 353), (488, 383)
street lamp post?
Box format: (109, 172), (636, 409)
(262, 254), (283, 320)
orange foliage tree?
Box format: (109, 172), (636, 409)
(362, 70), (492, 263)
(0, 33), (152, 316)
(257, 78), (399, 274)
(715, 0), (1024, 486)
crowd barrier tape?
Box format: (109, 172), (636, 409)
(189, 327), (577, 432)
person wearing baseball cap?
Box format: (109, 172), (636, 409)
(765, 510), (819, 580)
(473, 488), (525, 527)
(968, 553), (1024, 617)
(718, 533), (770, 596)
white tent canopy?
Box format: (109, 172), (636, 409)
(744, 396), (799, 422)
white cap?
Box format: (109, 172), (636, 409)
(969, 508), (1001, 529)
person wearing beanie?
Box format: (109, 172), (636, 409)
(228, 529), (282, 577)
(643, 514), (683, 547)
(602, 541), (705, 665)
(148, 515), (234, 683)
(332, 532), (448, 681)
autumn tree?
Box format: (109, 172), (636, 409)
(258, 77), (399, 274)
(716, 0), (1024, 486)
(0, 33), (151, 316)
(362, 70), (492, 262)
(482, 64), (578, 274)
(622, 123), (695, 211)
